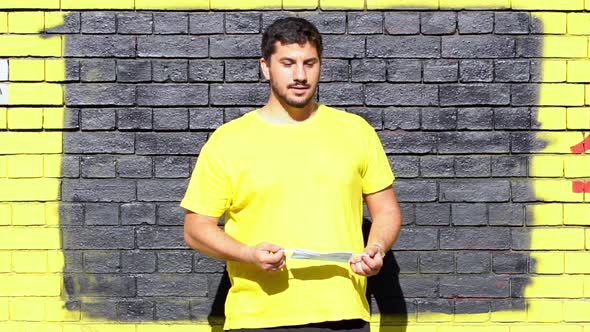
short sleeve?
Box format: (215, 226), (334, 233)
(180, 137), (232, 217)
(361, 124), (395, 194)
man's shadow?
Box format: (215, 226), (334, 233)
(207, 218), (408, 332)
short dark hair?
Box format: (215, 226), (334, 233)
(261, 17), (323, 62)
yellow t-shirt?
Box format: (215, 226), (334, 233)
(180, 104), (395, 330)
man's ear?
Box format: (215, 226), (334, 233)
(260, 57), (270, 80)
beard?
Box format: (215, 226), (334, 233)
(270, 79), (316, 108)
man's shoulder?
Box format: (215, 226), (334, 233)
(208, 110), (257, 141)
(321, 105), (374, 132)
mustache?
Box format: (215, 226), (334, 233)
(288, 83), (310, 88)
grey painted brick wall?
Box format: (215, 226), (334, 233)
(57, 9), (544, 323)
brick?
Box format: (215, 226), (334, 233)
(45, 11), (80, 34)
(399, 276), (438, 297)
(380, 131), (436, 154)
(138, 36), (208, 58)
(9, 59), (44, 81)
(393, 179), (438, 202)
(66, 84), (134, 106)
(519, 84), (584, 106)
(421, 12), (456, 35)
(455, 155), (490, 177)
(440, 84), (510, 106)
(394, 251), (418, 273)
(491, 156), (527, 177)
(211, 83), (268, 106)
(531, 12), (566, 34)
(62, 227), (134, 249)
(188, 60), (224, 82)
(158, 203), (186, 226)
(225, 59), (259, 82)
(456, 107), (493, 130)
(509, 132), (548, 153)
(512, 0), (584, 10)
(63, 251), (83, 272)
(568, 60), (590, 83)
(117, 156), (152, 178)
(152, 60), (188, 83)
(154, 13), (187, 34)
(153, 108), (189, 131)
(117, 107), (152, 130)
(121, 202), (156, 225)
(64, 132), (134, 153)
(529, 156), (563, 178)
(117, 12), (153, 34)
(366, 84), (437, 106)
(415, 203), (450, 226)
(58, 203), (84, 225)
(495, 60), (530, 83)
(456, 252), (491, 273)
(118, 301), (155, 321)
(568, 13), (590, 35)
(322, 35), (366, 58)
(350, 59), (386, 83)
(564, 203), (590, 225)
(420, 155), (454, 177)
(117, 60), (151, 83)
(440, 180), (510, 202)
(224, 12), (261, 34)
(529, 252), (563, 274)
(189, 108), (223, 130)
(512, 228), (585, 250)
(318, 83), (364, 106)
(493, 253), (528, 273)
(294, 14), (343, 35)
(527, 36), (588, 58)
(383, 12), (419, 35)
(65, 273), (135, 297)
(0, 35), (62, 57)
(417, 299), (453, 322)
(454, 300), (491, 320)
(458, 12), (493, 34)
(137, 274), (206, 296)
(529, 300), (565, 323)
(62, 0), (134, 9)
(438, 132), (509, 154)
(420, 252), (454, 273)
(136, 179), (188, 203)
(494, 107), (531, 129)
(367, 35), (439, 58)
(452, 203), (487, 225)
(8, 11), (44, 33)
(564, 300), (590, 321)
(81, 12), (116, 34)
(122, 250), (156, 273)
(136, 226), (186, 249)
(6, 108), (42, 129)
(459, 60), (493, 83)
(155, 156), (191, 178)
(46, 59), (80, 82)
(320, 59), (349, 82)
(65, 35), (135, 57)
(62, 179), (136, 202)
(348, 12), (383, 34)
(440, 276), (510, 298)
(495, 12), (529, 34)
(515, 276), (584, 298)
(421, 107), (456, 130)
(84, 251), (120, 273)
(443, 36), (515, 58)
(386, 59), (421, 82)
(12, 250), (47, 272)
(156, 301), (190, 320)
(441, 228), (510, 250)
(393, 227), (437, 251)
(80, 108), (117, 130)
(80, 301), (118, 321)
(189, 13), (224, 34)
(210, 35), (260, 58)
(423, 60), (458, 83)
(137, 84), (208, 106)
(491, 299), (526, 319)
(81, 156), (116, 178)
(85, 203), (119, 225)
(488, 203), (525, 226)
(158, 251), (193, 272)
(137, 133), (207, 155)
(388, 155), (418, 179)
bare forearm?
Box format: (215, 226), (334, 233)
(367, 210), (402, 253)
(184, 214), (251, 263)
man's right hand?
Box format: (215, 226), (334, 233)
(247, 242), (286, 272)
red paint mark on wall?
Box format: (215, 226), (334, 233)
(570, 136), (590, 193)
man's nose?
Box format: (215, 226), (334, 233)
(293, 64), (307, 81)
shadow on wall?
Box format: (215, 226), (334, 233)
(56, 10), (547, 327)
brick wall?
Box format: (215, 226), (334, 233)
(1, 0), (590, 331)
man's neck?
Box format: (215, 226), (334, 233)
(258, 98), (318, 125)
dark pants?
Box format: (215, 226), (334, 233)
(227, 319), (369, 332)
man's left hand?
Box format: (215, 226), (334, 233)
(349, 244), (383, 277)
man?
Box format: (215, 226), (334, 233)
(181, 17), (402, 331)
